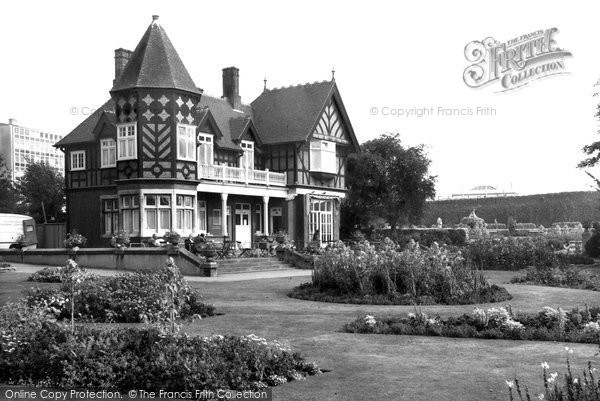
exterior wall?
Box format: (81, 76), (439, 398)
(67, 186), (116, 247)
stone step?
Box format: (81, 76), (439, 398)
(217, 257), (295, 274)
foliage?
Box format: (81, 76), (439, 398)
(14, 160), (65, 223)
(109, 230), (131, 248)
(0, 304), (320, 392)
(0, 154), (21, 214)
(343, 305), (600, 344)
(585, 230), (600, 257)
(375, 228), (468, 247)
(23, 259), (215, 323)
(510, 264), (600, 291)
(27, 266), (64, 282)
(63, 230), (87, 249)
(341, 133), (436, 237)
(508, 355), (600, 401)
(164, 231), (181, 244)
(465, 237), (563, 271)
(289, 239), (512, 305)
(422, 191), (600, 228)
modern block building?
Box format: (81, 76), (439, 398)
(55, 15), (360, 247)
(0, 119), (65, 182)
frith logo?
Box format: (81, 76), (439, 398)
(463, 28), (572, 92)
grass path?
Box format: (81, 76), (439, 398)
(1, 268), (599, 400)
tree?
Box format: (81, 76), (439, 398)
(15, 161), (65, 222)
(341, 133), (436, 236)
(580, 104), (600, 188)
(0, 154), (20, 214)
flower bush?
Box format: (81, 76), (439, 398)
(109, 230), (130, 248)
(343, 305), (600, 344)
(507, 353), (600, 401)
(465, 237), (566, 271)
(63, 230), (87, 249)
(289, 239), (511, 305)
(510, 263), (600, 291)
(0, 303), (320, 392)
(23, 259), (215, 323)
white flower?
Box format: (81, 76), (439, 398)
(541, 362), (549, 370)
(547, 372), (558, 384)
(573, 378), (579, 384)
(364, 315), (377, 327)
(584, 321), (600, 333)
(538, 394), (544, 400)
(505, 380), (514, 388)
(407, 312), (416, 319)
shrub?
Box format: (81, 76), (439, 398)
(23, 258), (215, 323)
(0, 303), (320, 392)
(290, 239), (511, 305)
(584, 231), (600, 257)
(63, 230), (87, 249)
(376, 228), (468, 247)
(511, 264), (600, 291)
(465, 237), (562, 270)
(343, 305), (600, 344)
(27, 266), (65, 282)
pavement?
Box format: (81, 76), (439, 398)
(7, 262), (312, 282)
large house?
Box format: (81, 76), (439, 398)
(55, 16), (360, 248)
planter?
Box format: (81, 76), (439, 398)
(166, 245), (179, 255)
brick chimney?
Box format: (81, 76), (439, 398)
(222, 67), (241, 110)
(114, 48), (133, 82)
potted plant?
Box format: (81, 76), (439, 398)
(110, 230), (130, 249)
(163, 231), (181, 245)
(202, 241), (217, 262)
(64, 230), (87, 249)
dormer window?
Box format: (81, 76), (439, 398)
(197, 133), (214, 165)
(240, 140), (254, 170)
(177, 124), (196, 161)
(117, 123), (137, 161)
(310, 140), (336, 174)
(100, 139), (117, 168)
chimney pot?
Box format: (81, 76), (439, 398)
(152, 15), (159, 21)
(222, 67), (241, 110)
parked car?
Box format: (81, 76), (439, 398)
(0, 213), (37, 249)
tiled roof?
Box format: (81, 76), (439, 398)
(198, 95), (254, 151)
(251, 81), (335, 145)
(110, 19), (201, 96)
(54, 99), (115, 147)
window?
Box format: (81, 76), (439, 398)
(102, 198), (119, 235)
(176, 195), (194, 232)
(310, 140), (336, 174)
(100, 139), (116, 168)
(213, 209), (221, 226)
(198, 200), (207, 232)
(177, 125), (196, 161)
(309, 199), (334, 243)
(144, 194), (171, 233)
(70, 150), (85, 171)
(240, 140), (254, 170)
(121, 195), (140, 234)
(117, 123), (137, 160)
(197, 134), (214, 165)
(255, 204), (263, 233)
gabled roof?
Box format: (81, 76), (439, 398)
(198, 95), (254, 152)
(54, 99), (116, 147)
(110, 17), (201, 96)
(251, 80), (335, 145)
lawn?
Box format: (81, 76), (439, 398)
(1, 267), (599, 401)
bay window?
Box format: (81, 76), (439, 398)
(120, 195), (140, 234)
(177, 124), (196, 161)
(176, 195), (194, 232)
(145, 194), (171, 233)
(117, 123), (137, 160)
(102, 198), (119, 235)
(310, 140), (336, 174)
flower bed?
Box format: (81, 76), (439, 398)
(288, 239), (512, 305)
(0, 303), (321, 392)
(343, 306), (600, 344)
(27, 266), (72, 283)
(510, 264), (600, 291)
(24, 259), (215, 322)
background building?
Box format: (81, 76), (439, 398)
(449, 185), (518, 200)
(0, 119), (65, 181)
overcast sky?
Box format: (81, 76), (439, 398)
(1, 1), (599, 197)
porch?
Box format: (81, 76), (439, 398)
(198, 164), (287, 187)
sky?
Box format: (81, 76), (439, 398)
(1, 1), (599, 198)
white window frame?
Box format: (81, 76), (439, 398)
(144, 194), (172, 234)
(100, 138), (117, 168)
(117, 123), (137, 161)
(70, 150), (86, 171)
(177, 124), (197, 162)
(176, 194), (195, 233)
(120, 194), (140, 234)
(197, 133), (214, 165)
(240, 140), (254, 170)
(310, 140), (336, 174)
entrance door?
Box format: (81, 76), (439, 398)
(235, 203), (251, 247)
(309, 200), (333, 244)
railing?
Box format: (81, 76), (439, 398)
(198, 164), (287, 187)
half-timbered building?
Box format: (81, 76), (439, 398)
(55, 16), (360, 247)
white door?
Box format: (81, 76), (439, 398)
(235, 203), (251, 247)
